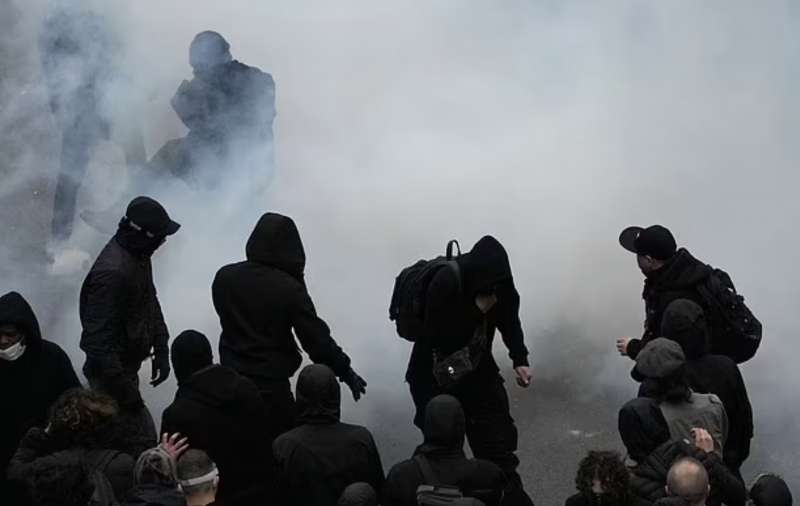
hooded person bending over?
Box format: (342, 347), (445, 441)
(212, 213), (367, 443)
(0, 291), (80, 504)
(383, 394), (506, 506)
(405, 236), (533, 506)
(161, 330), (271, 505)
(80, 196), (180, 456)
(273, 364), (384, 506)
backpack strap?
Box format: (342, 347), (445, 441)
(446, 240), (461, 260)
(414, 454), (440, 486)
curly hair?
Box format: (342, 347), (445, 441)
(48, 388), (119, 448)
(575, 451), (632, 503)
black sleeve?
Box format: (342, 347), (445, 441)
(699, 451), (746, 506)
(495, 284), (529, 368)
(171, 80), (208, 130)
(725, 365), (753, 466)
(364, 432), (385, 492)
(80, 270), (141, 406)
(290, 284), (352, 379)
(151, 288), (169, 357)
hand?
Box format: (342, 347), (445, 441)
(691, 428), (715, 453)
(514, 366), (532, 388)
(616, 337), (632, 356)
(160, 432), (189, 460)
(150, 353), (171, 387)
(341, 368), (367, 402)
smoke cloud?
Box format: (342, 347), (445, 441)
(2, 0), (798, 501)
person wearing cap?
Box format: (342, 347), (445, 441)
(176, 450), (219, 506)
(617, 225), (713, 360)
(149, 30), (276, 188)
(79, 196), (180, 456)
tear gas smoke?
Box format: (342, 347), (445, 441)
(1, 0), (799, 502)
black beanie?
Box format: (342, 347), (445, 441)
(171, 330), (213, 384)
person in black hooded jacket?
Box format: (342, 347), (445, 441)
(617, 225), (713, 360)
(382, 394), (506, 506)
(405, 235), (533, 506)
(161, 330), (272, 505)
(80, 196), (180, 457)
(273, 364), (384, 506)
(0, 291), (81, 504)
(655, 299), (753, 476)
(212, 213), (367, 443)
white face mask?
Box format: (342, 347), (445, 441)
(0, 341), (26, 361)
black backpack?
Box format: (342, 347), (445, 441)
(696, 268), (762, 363)
(414, 455), (485, 506)
(389, 240), (462, 342)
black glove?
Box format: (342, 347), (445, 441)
(150, 352), (171, 387)
(340, 368), (367, 402)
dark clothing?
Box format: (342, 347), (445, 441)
(8, 427), (135, 505)
(406, 237), (532, 506)
(383, 395), (506, 506)
(564, 493), (651, 506)
(629, 439), (746, 506)
(618, 397), (671, 464)
(627, 249), (712, 359)
(80, 230), (170, 409)
(213, 213), (352, 386)
(0, 292), (81, 500)
(124, 484), (187, 506)
(161, 365), (271, 505)
(273, 365), (384, 506)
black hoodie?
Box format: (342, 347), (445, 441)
(273, 364), (384, 506)
(161, 362), (271, 506)
(382, 395), (505, 506)
(212, 213), (352, 386)
(627, 249), (712, 359)
(654, 299), (753, 471)
(0, 292), (80, 482)
(406, 236), (529, 382)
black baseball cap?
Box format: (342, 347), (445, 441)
(619, 225), (676, 261)
(125, 196), (181, 237)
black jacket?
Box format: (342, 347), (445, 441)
(564, 492), (651, 506)
(629, 439), (745, 506)
(213, 214), (352, 386)
(273, 364), (384, 506)
(407, 236), (529, 382)
(8, 427), (135, 505)
(124, 484), (187, 506)
(382, 395), (506, 506)
(652, 298), (754, 470)
(80, 229), (170, 407)
(627, 249), (712, 359)
(161, 365), (271, 505)
(0, 292), (80, 479)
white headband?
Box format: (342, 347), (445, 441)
(179, 467), (218, 487)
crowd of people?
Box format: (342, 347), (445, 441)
(0, 199), (795, 505)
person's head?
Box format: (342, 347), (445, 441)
(634, 338), (691, 403)
(48, 388), (118, 448)
(189, 31), (232, 71)
(749, 474), (793, 506)
(118, 196), (180, 257)
(619, 225), (677, 275)
(574, 451), (631, 505)
(661, 299), (711, 360)
(459, 236), (514, 313)
(666, 457), (710, 506)
(177, 450), (218, 506)
(419, 394), (466, 454)
(338, 482), (378, 506)
(245, 213), (306, 281)
(171, 330), (213, 385)
(134, 446), (179, 487)
(0, 291), (42, 362)
(296, 364), (341, 424)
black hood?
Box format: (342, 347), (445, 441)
(417, 394), (466, 458)
(296, 364), (340, 424)
(245, 213), (306, 281)
(618, 397), (670, 463)
(178, 365), (251, 411)
(661, 299), (711, 360)
(0, 291), (42, 353)
(458, 236), (513, 296)
(171, 330), (213, 385)
(114, 222), (165, 259)
(750, 474), (794, 506)
(647, 249), (711, 289)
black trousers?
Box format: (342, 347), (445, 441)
(410, 373), (535, 506)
